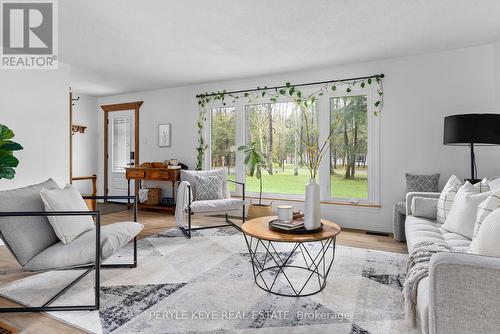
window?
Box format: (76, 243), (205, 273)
(206, 86), (379, 205)
(245, 101), (315, 195)
(111, 116), (130, 173)
(329, 95), (368, 200)
(210, 106), (236, 186)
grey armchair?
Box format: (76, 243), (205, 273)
(178, 170), (245, 238)
(0, 179), (143, 313)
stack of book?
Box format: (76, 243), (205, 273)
(269, 218), (304, 231)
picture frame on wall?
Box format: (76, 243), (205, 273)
(158, 123), (171, 147)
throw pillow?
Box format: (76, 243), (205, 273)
(436, 175), (463, 224)
(472, 190), (500, 239)
(405, 173), (440, 192)
(40, 184), (95, 244)
(488, 176), (500, 191)
(411, 196), (438, 220)
(442, 180), (491, 239)
(194, 175), (224, 201)
(0, 179), (60, 266)
(181, 169), (230, 199)
(469, 207), (500, 257)
(474, 178), (491, 193)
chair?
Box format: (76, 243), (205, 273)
(178, 170), (245, 238)
(71, 174), (98, 211)
(0, 179), (143, 313)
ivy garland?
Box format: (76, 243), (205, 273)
(195, 75), (384, 170)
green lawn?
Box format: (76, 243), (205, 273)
(240, 165), (368, 199)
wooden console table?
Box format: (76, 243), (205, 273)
(125, 167), (181, 212)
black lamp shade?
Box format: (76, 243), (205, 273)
(443, 114), (500, 145)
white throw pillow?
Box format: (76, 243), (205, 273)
(442, 180), (491, 239)
(40, 184), (95, 244)
(474, 178), (491, 193)
(469, 207), (500, 257)
(473, 190), (500, 239)
(436, 175), (463, 224)
(488, 176), (500, 192)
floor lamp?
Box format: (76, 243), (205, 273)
(443, 114), (500, 184)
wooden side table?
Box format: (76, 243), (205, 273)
(125, 167), (181, 212)
(242, 216), (341, 297)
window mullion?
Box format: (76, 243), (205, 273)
(318, 96), (330, 201)
(235, 101), (246, 196)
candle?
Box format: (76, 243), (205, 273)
(277, 205), (293, 222)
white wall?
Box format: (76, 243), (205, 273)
(496, 37), (500, 110)
(97, 86), (197, 198)
(98, 44), (499, 233)
(72, 93), (99, 194)
(0, 65), (70, 190)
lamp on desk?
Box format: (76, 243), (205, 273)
(443, 114), (500, 184)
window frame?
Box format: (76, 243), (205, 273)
(207, 103), (240, 193)
(320, 87), (380, 205)
(205, 86), (380, 205)
(110, 114), (132, 173)
(242, 98), (318, 200)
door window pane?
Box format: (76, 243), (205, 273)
(111, 116), (130, 173)
(330, 95), (368, 199)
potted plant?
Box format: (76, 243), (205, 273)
(0, 124), (23, 180)
(238, 142), (273, 219)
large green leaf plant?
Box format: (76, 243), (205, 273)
(0, 124), (23, 179)
(238, 142), (267, 205)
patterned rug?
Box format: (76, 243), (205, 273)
(0, 227), (417, 334)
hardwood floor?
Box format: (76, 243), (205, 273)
(0, 210), (406, 333)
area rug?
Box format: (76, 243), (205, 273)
(0, 227), (417, 334)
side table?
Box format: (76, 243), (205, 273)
(242, 216), (341, 297)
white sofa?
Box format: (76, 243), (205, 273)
(405, 184), (500, 334)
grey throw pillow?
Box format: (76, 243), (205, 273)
(181, 169), (230, 199)
(194, 175), (224, 201)
(405, 173), (440, 192)
(0, 179), (60, 266)
(411, 197), (438, 220)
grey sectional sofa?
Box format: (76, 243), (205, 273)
(405, 192), (500, 334)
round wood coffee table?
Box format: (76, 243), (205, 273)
(242, 216), (341, 297)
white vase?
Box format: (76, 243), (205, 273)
(304, 178), (321, 230)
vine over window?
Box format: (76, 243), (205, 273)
(196, 74), (384, 173)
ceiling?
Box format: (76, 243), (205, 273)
(62, 0), (500, 96)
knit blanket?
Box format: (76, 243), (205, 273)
(175, 181), (192, 228)
(138, 188), (149, 203)
(403, 241), (452, 325)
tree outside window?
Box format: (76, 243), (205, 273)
(245, 101), (315, 195)
(210, 97), (370, 200)
(211, 106), (236, 188)
(330, 95), (368, 199)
